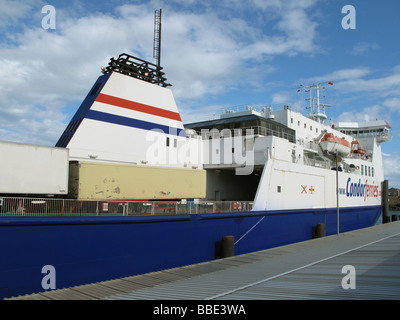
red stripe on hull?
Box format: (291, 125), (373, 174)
(95, 93), (182, 121)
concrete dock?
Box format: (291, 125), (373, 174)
(10, 221), (400, 300)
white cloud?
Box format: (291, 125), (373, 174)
(383, 153), (400, 188)
(0, 0), (41, 28)
(348, 42), (380, 56)
(179, 103), (229, 124)
(324, 65), (400, 100)
(0, 5), (156, 145)
(0, 0), (321, 145)
(272, 93), (289, 105)
(304, 67), (372, 83)
(384, 97), (400, 114)
(338, 74), (400, 97)
(246, 0), (317, 11)
(276, 8), (318, 54)
(162, 1), (319, 98)
(337, 104), (387, 123)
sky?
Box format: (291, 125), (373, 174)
(0, 0), (399, 187)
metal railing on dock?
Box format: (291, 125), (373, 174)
(0, 197), (253, 217)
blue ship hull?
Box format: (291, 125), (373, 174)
(0, 205), (381, 299)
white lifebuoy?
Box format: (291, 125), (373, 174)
(356, 166), (360, 170)
(381, 132), (386, 136)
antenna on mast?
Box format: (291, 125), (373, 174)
(153, 9), (162, 69)
(299, 82), (333, 124)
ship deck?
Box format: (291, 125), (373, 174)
(9, 220), (400, 300)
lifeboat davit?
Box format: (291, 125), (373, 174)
(320, 133), (351, 156)
(350, 140), (367, 155)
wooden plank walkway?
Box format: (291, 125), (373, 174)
(9, 221), (400, 300)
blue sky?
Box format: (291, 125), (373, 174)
(0, 0), (399, 186)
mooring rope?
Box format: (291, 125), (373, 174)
(234, 216), (266, 245)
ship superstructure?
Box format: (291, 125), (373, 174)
(182, 84), (389, 212)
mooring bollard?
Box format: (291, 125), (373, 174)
(316, 223), (325, 238)
(221, 236), (235, 258)
(382, 180), (390, 224)
(314, 223), (325, 238)
(312, 223), (325, 239)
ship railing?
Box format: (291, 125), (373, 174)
(346, 152), (373, 161)
(101, 53), (171, 87)
(303, 157), (331, 169)
(0, 197), (254, 217)
(297, 138), (320, 152)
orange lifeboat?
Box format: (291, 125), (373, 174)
(351, 140), (367, 155)
(320, 133), (351, 156)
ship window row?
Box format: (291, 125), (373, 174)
(361, 164), (374, 177)
(189, 116), (296, 143)
(291, 118), (319, 133)
(340, 128), (388, 137)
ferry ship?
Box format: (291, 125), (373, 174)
(0, 52), (391, 299)
(56, 53), (390, 218)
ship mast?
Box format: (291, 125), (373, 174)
(153, 9), (162, 69)
(302, 82), (333, 124)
